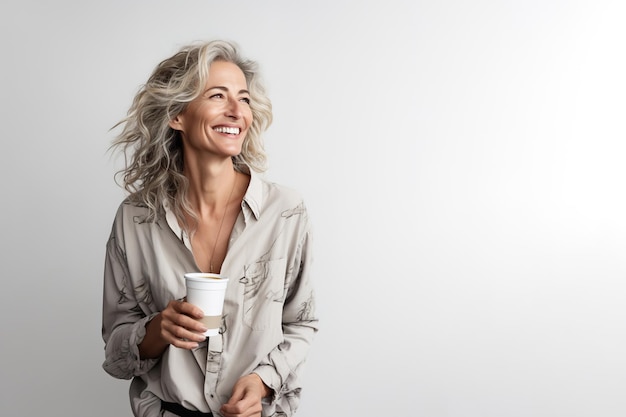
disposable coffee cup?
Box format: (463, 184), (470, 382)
(184, 272), (229, 337)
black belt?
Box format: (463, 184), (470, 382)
(161, 401), (213, 417)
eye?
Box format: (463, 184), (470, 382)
(240, 97), (251, 104)
(209, 93), (224, 99)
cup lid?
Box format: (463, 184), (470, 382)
(184, 272), (228, 282)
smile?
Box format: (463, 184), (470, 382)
(213, 126), (241, 135)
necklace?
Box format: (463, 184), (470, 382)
(208, 172), (237, 273)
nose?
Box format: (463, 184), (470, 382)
(225, 97), (243, 119)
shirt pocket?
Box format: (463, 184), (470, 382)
(240, 258), (286, 331)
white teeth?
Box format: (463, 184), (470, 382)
(214, 126), (240, 134)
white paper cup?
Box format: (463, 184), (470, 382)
(184, 272), (229, 336)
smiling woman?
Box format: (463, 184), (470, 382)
(102, 40), (319, 417)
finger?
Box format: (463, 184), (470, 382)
(162, 319), (207, 344)
(171, 299), (204, 319)
(225, 384), (246, 405)
(163, 301), (207, 334)
(162, 326), (205, 349)
(166, 335), (200, 350)
(220, 399), (261, 417)
(221, 387), (259, 415)
(175, 313), (209, 335)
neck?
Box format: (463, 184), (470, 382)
(184, 157), (238, 215)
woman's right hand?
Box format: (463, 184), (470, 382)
(139, 299), (208, 358)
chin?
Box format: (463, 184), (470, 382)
(223, 147), (244, 157)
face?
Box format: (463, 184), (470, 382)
(170, 60), (253, 160)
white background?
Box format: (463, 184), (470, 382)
(1, 1), (625, 416)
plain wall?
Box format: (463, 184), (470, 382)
(1, 1), (625, 416)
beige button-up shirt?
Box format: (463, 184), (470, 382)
(102, 169), (318, 417)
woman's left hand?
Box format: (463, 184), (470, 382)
(220, 373), (271, 417)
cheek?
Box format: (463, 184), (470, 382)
(245, 109), (254, 127)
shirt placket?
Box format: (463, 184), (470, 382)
(204, 333), (223, 412)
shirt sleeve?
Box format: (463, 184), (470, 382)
(253, 226), (319, 413)
(101, 228), (160, 380)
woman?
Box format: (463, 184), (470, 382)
(102, 40), (318, 417)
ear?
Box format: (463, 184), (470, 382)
(169, 114), (184, 131)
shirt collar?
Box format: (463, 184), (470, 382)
(241, 166), (263, 222)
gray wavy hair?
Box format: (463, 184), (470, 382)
(111, 40), (272, 223)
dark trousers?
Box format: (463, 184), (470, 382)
(161, 401), (213, 417)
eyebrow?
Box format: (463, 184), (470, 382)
(206, 86), (250, 95)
